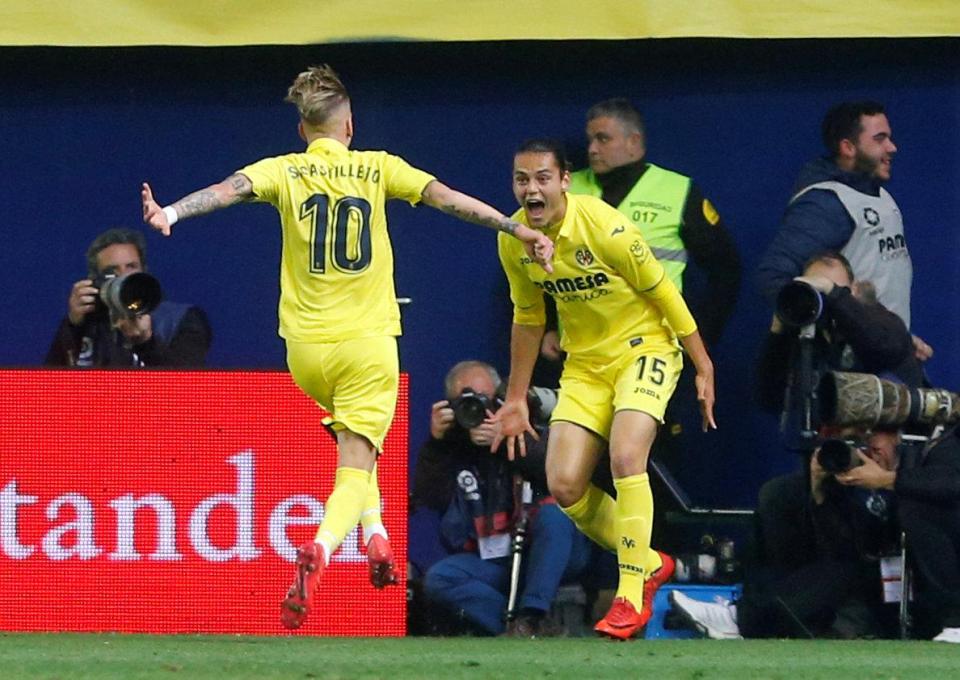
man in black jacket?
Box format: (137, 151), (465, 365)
(672, 251), (960, 641)
(569, 98), (741, 347)
(757, 250), (921, 450)
(411, 360), (596, 637)
(672, 427), (960, 642)
(45, 228), (210, 367)
(836, 425), (960, 642)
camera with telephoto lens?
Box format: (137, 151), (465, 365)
(449, 385), (557, 430)
(450, 388), (501, 429)
(776, 280), (824, 327)
(816, 438), (864, 474)
(92, 272), (163, 321)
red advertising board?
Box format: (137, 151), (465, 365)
(0, 370), (407, 636)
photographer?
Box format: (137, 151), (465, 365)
(758, 251), (920, 422)
(673, 251), (960, 641)
(672, 429), (903, 639)
(411, 360), (594, 637)
(760, 429), (902, 638)
(750, 252), (918, 637)
(836, 426), (960, 642)
(674, 427), (960, 642)
(45, 228), (211, 367)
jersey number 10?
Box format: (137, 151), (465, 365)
(300, 194), (373, 274)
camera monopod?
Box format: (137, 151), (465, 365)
(779, 322), (821, 451)
(504, 477), (534, 623)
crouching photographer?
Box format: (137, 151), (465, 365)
(673, 429), (907, 640)
(45, 228), (211, 367)
(742, 367), (960, 642)
(790, 370), (960, 642)
(411, 360), (595, 637)
(674, 425), (960, 642)
(747, 428), (905, 640)
(831, 419), (960, 642)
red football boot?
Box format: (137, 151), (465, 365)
(594, 597), (645, 640)
(594, 553), (675, 640)
(367, 534), (398, 589)
(280, 542), (326, 630)
(641, 551), (675, 625)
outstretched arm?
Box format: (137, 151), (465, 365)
(142, 173), (254, 236)
(421, 180), (553, 273)
(490, 322), (545, 459)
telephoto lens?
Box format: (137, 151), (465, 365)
(775, 280), (823, 327)
(98, 272), (162, 319)
(819, 371), (960, 428)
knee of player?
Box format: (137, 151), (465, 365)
(547, 472), (589, 508)
(608, 447), (650, 478)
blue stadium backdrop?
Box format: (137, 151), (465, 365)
(1, 39), (958, 517)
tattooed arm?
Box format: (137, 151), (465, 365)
(421, 180), (554, 273)
(141, 173), (253, 236)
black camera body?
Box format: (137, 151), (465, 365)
(816, 438), (863, 474)
(448, 385), (557, 430)
(450, 388), (501, 429)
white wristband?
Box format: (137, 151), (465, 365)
(162, 206), (179, 226)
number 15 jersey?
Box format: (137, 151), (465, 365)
(239, 137), (435, 342)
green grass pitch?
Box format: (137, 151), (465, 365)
(0, 634), (955, 680)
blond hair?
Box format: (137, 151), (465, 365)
(284, 64), (350, 127)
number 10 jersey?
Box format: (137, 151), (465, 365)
(239, 137), (435, 342)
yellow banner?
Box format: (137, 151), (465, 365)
(1, 0), (958, 46)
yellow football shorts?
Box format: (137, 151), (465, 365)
(286, 336), (399, 452)
(551, 343), (683, 440)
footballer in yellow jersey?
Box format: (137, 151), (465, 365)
(239, 139), (435, 344)
(141, 65), (554, 630)
(498, 191), (695, 364)
(492, 139), (716, 641)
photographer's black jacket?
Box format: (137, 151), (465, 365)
(411, 428), (550, 554)
(810, 478), (900, 562)
(757, 285), (917, 414)
(44, 302), (211, 368)
(896, 425), (960, 505)
(810, 429), (960, 564)
(411, 429), (548, 515)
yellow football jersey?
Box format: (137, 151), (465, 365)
(239, 138), (435, 342)
(498, 193), (697, 363)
